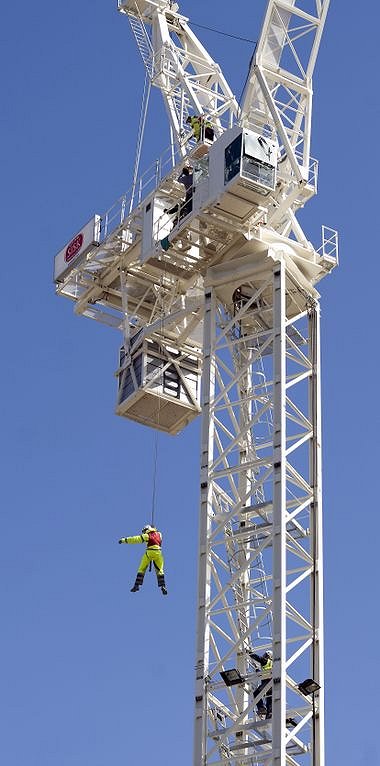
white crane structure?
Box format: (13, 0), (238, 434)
(53, 1), (338, 764)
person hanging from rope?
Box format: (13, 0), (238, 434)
(249, 649), (273, 719)
(186, 114), (214, 142)
(118, 525), (168, 595)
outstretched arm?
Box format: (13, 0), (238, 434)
(250, 653), (266, 667)
(118, 534), (149, 544)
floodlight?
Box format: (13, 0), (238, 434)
(298, 678), (321, 696)
(220, 669), (244, 687)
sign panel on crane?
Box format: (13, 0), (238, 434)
(54, 215), (101, 283)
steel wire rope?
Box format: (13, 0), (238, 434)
(191, 21), (257, 45)
(148, 267), (167, 569)
(150, 269), (166, 526)
(238, 45), (258, 111)
(129, 65), (161, 537)
(150, 432), (158, 529)
(131, 38), (172, 552)
(190, 20), (257, 113)
(130, 71), (152, 214)
(150, 271), (165, 532)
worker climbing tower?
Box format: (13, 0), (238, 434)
(53, 1), (337, 764)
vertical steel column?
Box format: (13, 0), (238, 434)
(236, 346), (253, 754)
(194, 287), (215, 766)
(272, 261), (287, 765)
(192, 259), (327, 766)
(309, 302), (325, 766)
(120, 269), (130, 352)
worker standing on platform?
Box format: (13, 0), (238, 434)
(165, 166), (194, 227)
(186, 115), (214, 142)
(118, 525), (168, 595)
(250, 649), (273, 719)
(177, 166), (193, 219)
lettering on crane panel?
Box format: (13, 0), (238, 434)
(54, 215), (101, 283)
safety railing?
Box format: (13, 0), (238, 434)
(100, 125), (217, 244)
(277, 150), (318, 194)
(318, 225), (339, 264)
(294, 150), (319, 191)
(101, 141), (192, 240)
(305, 154), (318, 190)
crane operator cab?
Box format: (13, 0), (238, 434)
(205, 125), (278, 220)
(224, 129), (277, 193)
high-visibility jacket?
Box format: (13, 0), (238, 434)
(121, 528), (162, 549)
(188, 115), (211, 141)
(250, 653), (273, 674)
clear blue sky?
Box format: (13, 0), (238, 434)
(1, 2), (379, 764)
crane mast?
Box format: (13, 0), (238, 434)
(53, 1), (337, 764)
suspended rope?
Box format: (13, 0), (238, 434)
(130, 71), (152, 213)
(148, 268), (167, 562)
(150, 432), (158, 528)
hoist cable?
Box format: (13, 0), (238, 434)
(151, 433), (158, 528)
(238, 45), (257, 110)
(149, 268), (167, 558)
(190, 20), (258, 114)
(191, 21), (257, 45)
(130, 72), (152, 213)
(148, 270), (166, 570)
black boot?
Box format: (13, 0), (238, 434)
(157, 574), (168, 595)
(130, 572), (144, 592)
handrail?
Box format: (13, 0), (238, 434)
(101, 138), (195, 241)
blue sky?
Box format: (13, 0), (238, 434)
(1, 1), (379, 764)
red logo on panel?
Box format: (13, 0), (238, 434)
(65, 233), (84, 263)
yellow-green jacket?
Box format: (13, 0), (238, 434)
(119, 529), (162, 549)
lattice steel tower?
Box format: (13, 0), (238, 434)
(54, 1), (338, 764)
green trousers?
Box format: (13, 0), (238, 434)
(137, 548), (164, 576)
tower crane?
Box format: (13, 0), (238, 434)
(53, 1), (338, 764)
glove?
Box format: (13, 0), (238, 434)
(118, 538), (127, 544)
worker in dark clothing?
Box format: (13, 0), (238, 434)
(186, 115), (214, 142)
(165, 166), (193, 225)
(118, 525), (167, 595)
(250, 650), (273, 719)
(177, 166), (193, 218)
